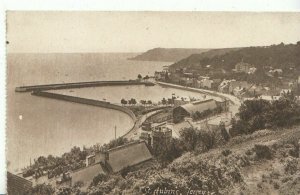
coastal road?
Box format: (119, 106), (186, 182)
(122, 109), (165, 140)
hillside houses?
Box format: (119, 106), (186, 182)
(234, 62), (254, 73)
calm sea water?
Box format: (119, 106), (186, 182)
(6, 53), (209, 172)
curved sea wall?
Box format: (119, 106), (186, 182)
(32, 91), (137, 121)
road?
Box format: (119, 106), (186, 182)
(122, 109), (164, 140)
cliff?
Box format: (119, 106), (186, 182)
(128, 48), (211, 62)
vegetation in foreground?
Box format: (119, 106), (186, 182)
(27, 97), (300, 194)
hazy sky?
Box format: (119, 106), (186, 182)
(6, 11), (300, 53)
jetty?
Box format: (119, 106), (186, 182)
(15, 80), (155, 92)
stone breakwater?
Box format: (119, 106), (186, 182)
(32, 91), (137, 121)
(16, 80), (155, 92)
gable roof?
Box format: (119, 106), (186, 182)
(7, 172), (33, 194)
(179, 99), (218, 115)
(107, 141), (152, 172)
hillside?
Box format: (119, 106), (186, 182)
(169, 42), (300, 71)
(86, 126), (300, 195)
(128, 48), (211, 62)
(169, 47), (241, 70)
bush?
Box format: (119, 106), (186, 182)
(222, 149), (232, 157)
(90, 173), (109, 186)
(254, 145), (272, 160)
(179, 127), (216, 153)
(27, 184), (55, 195)
(284, 159), (298, 175)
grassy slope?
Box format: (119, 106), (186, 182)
(85, 126), (300, 194)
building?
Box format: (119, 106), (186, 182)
(218, 79), (236, 93)
(269, 69), (283, 76)
(234, 62), (254, 73)
(154, 71), (168, 81)
(71, 141), (152, 186)
(90, 141), (152, 173)
(228, 81), (251, 94)
(248, 67), (257, 74)
(259, 95), (281, 101)
(7, 172), (33, 194)
(173, 99), (218, 123)
(152, 126), (172, 154)
(179, 73), (195, 86)
(200, 78), (214, 89)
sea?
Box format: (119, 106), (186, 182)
(6, 53), (210, 173)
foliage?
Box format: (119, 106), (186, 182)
(101, 137), (129, 151)
(179, 127), (216, 153)
(254, 145), (272, 160)
(27, 184), (55, 195)
(230, 98), (300, 136)
(170, 42), (300, 72)
(91, 173), (109, 187)
(155, 138), (184, 166)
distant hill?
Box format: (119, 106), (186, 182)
(128, 48), (211, 62)
(169, 42), (300, 71)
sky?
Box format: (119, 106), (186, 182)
(6, 11), (300, 53)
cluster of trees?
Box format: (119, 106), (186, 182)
(22, 146), (87, 179)
(137, 74), (150, 81)
(160, 97), (175, 105)
(121, 98), (154, 107)
(192, 106), (223, 121)
(100, 137), (129, 152)
(153, 125), (229, 166)
(230, 97), (300, 136)
(139, 100), (152, 106)
(120, 98), (137, 106)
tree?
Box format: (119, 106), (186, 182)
(131, 98), (137, 105)
(162, 98), (167, 105)
(147, 100), (152, 105)
(121, 98), (127, 106)
(137, 74), (142, 80)
(140, 100), (146, 106)
(179, 127), (199, 151)
(143, 75), (150, 81)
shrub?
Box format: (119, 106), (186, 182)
(222, 149), (232, 157)
(284, 159), (298, 175)
(27, 184), (55, 195)
(90, 173), (109, 186)
(254, 145), (272, 160)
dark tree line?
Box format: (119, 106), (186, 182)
(230, 97), (300, 136)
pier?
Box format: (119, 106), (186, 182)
(15, 80), (155, 92)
